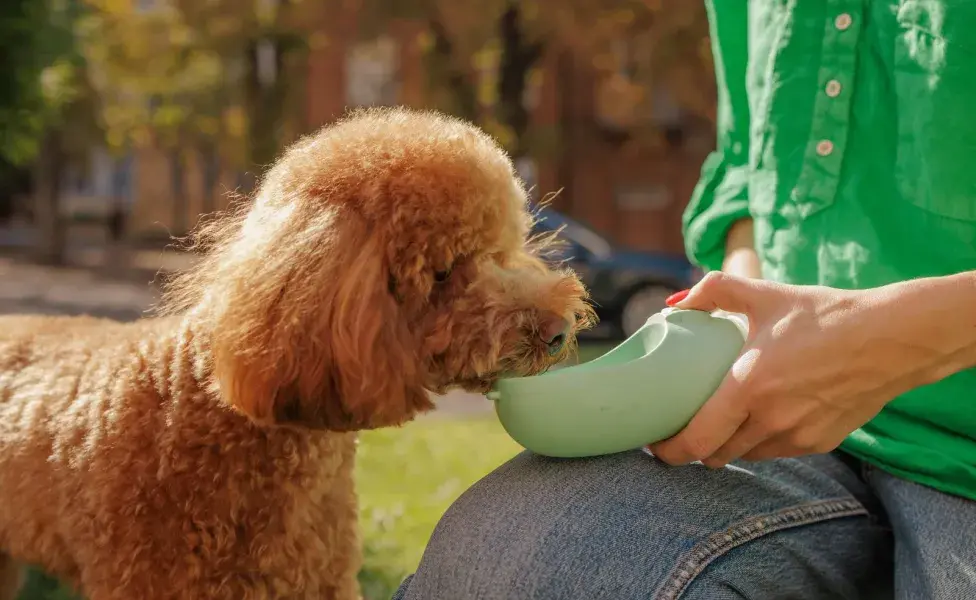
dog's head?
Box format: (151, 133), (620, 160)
(166, 108), (594, 431)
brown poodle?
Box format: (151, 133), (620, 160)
(0, 108), (593, 599)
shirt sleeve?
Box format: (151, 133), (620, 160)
(682, 0), (751, 273)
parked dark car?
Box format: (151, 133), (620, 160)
(531, 207), (700, 338)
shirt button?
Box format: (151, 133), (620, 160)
(825, 80), (842, 97)
(816, 140), (834, 156)
(835, 13), (853, 30)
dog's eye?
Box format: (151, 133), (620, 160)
(433, 267), (452, 283)
(388, 274), (403, 303)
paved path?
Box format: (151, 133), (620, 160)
(0, 255), (494, 418)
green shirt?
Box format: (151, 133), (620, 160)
(685, 0), (976, 500)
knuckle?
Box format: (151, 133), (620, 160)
(682, 437), (713, 462)
(657, 451), (684, 466)
(741, 447), (770, 462)
(741, 368), (774, 397)
(755, 413), (791, 436)
(698, 270), (729, 293)
(789, 429), (832, 453)
(650, 443), (681, 465)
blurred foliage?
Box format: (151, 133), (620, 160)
(3, 0), (710, 187)
(18, 569), (82, 600)
(78, 0), (308, 173)
(71, 0), (710, 169)
(0, 0), (99, 263)
(0, 0), (93, 165)
(361, 0), (713, 155)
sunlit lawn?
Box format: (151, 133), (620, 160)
(19, 343), (614, 600)
(358, 342), (612, 599)
(356, 419), (524, 599)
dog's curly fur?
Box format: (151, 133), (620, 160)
(0, 108), (593, 599)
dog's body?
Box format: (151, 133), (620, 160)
(1, 315), (361, 599)
(0, 109), (591, 599)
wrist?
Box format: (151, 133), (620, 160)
(873, 272), (976, 382)
(722, 219), (762, 279)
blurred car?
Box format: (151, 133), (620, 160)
(531, 207), (700, 338)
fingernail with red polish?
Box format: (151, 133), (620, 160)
(665, 289), (690, 306)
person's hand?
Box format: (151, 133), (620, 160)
(648, 272), (958, 468)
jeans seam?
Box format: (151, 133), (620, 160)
(652, 498), (868, 600)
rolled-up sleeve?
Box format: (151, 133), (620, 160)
(682, 0), (751, 272)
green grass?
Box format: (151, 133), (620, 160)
(356, 419), (523, 599)
(355, 342), (613, 598)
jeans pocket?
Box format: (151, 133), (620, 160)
(655, 499), (868, 599)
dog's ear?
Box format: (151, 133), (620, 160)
(206, 210), (432, 430)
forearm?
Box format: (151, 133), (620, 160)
(875, 270), (976, 383)
(722, 218), (762, 279)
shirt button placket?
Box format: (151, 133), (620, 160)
(819, 12), (852, 159)
(797, 8), (857, 216)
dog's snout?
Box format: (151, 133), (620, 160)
(539, 312), (572, 355)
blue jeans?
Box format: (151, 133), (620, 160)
(394, 450), (976, 599)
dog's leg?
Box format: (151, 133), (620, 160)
(0, 554), (23, 600)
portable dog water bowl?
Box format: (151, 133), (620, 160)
(486, 309), (747, 458)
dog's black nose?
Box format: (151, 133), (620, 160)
(539, 313), (572, 355)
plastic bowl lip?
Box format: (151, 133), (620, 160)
(484, 311), (672, 401)
(485, 308), (747, 402)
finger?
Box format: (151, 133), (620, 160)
(700, 417), (773, 469)
(672, 271), (766, 315)
(743, 428), (849, 462)
(742, 439), (806, 462)
(648, 378), (749, 466)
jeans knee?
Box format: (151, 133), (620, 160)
(398, 451), (689, 598)
(398, 451), (881, 600)
(398, 451), (736, 599)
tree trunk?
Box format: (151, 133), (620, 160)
(427, 19), (477, 122)
(169, 148), (187, 236)
(554, 48), (578, 214)
(244, 37), (287, 176)
(200, 143), (219, 215)
(497, 2), (543, 158)
(107, 153), (130, 243)
(32, 129), (65, 265)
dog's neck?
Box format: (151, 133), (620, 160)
(150, 315), (346, 464)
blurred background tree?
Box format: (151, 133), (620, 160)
(80, 0), (245, 230)
(0, 0), (97, 264)
(359, 0), (713, 160)
(2, 0), (712, 252)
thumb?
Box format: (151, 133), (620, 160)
(669, 271), (762, 314)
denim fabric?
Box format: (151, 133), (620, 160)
(393, 450), (976, 599)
